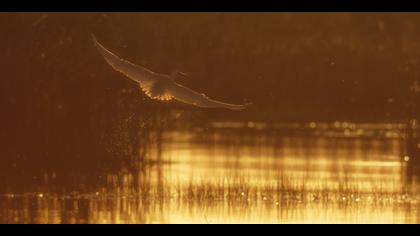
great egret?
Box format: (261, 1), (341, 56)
(93, 36), (251, 110)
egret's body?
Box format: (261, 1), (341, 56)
(93, 36), (251, 110)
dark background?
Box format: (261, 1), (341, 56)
(1, 13), (420, 189)
(2, 13), (420, 121)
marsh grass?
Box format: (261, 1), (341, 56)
(2, 172), (418, 224)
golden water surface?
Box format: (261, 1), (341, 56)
(1, 122), (419, 224)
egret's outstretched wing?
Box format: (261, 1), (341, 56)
(93, 36), (251, 110)
(167, 82), (251, 110)
(92, 36), (158, 97)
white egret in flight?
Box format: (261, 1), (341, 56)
(93, 36), (251, 110)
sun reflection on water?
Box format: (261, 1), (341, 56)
(1, 122), (419, 224)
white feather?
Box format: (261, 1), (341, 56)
(93, 36), (251, 110)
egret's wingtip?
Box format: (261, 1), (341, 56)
(91, 34), (100, 46)
(231, 102), (253, 111)
(91, 33), (97, 41)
